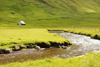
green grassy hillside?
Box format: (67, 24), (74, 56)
(38, 0), (100, 13)
(0, 0), (100, 28)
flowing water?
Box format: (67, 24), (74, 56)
(56, 33), (100, 56)
(0, 32), (100, 64)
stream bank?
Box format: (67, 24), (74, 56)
(1, 32), (100, 64)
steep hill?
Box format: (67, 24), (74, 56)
(38, 0), (100, 13)
(0, 0), (100, 28)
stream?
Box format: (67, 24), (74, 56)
(0, 32), (100, 64)
(56, 33), (100, 56)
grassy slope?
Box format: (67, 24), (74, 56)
(40, 0), (100, 12)
(1, 52), (100, 67)
(0, 0), (100, 28)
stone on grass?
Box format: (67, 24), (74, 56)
(5, 49), (12, 53)
(27, 44), (33, 48)
(35, 46), (41, 50)
(14, 46), (20, 51)
(19, 44), (26, 49)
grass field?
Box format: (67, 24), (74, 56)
(0, 28), (72, 50)
(1, 52), (100, 67)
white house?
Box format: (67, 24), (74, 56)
(17, 21), (26, 25)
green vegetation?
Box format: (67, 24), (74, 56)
(0, 0), (100, 66)
(0, 0), (100, 28)
(0, 29), (72, 50)
(38, 0), (100, 12)
(64, 28), (100, 40)
(1, 52), (100, 67)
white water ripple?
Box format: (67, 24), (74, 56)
(56, 33), (100, 53)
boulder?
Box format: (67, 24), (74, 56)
(62, 47), (67, 49)
(35, 46), (41, 50)
(61, 45), (67, 49)
(19, 44), (26, 49)
(13, 46), (20, 51)
(40, 48), (45, 50)
(58, 45), (62, 48)
(27, 44), (33, 48)
(0, 48), (5, 54)
(0, 50), (2, 54)
(5, 49), (12, 53)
